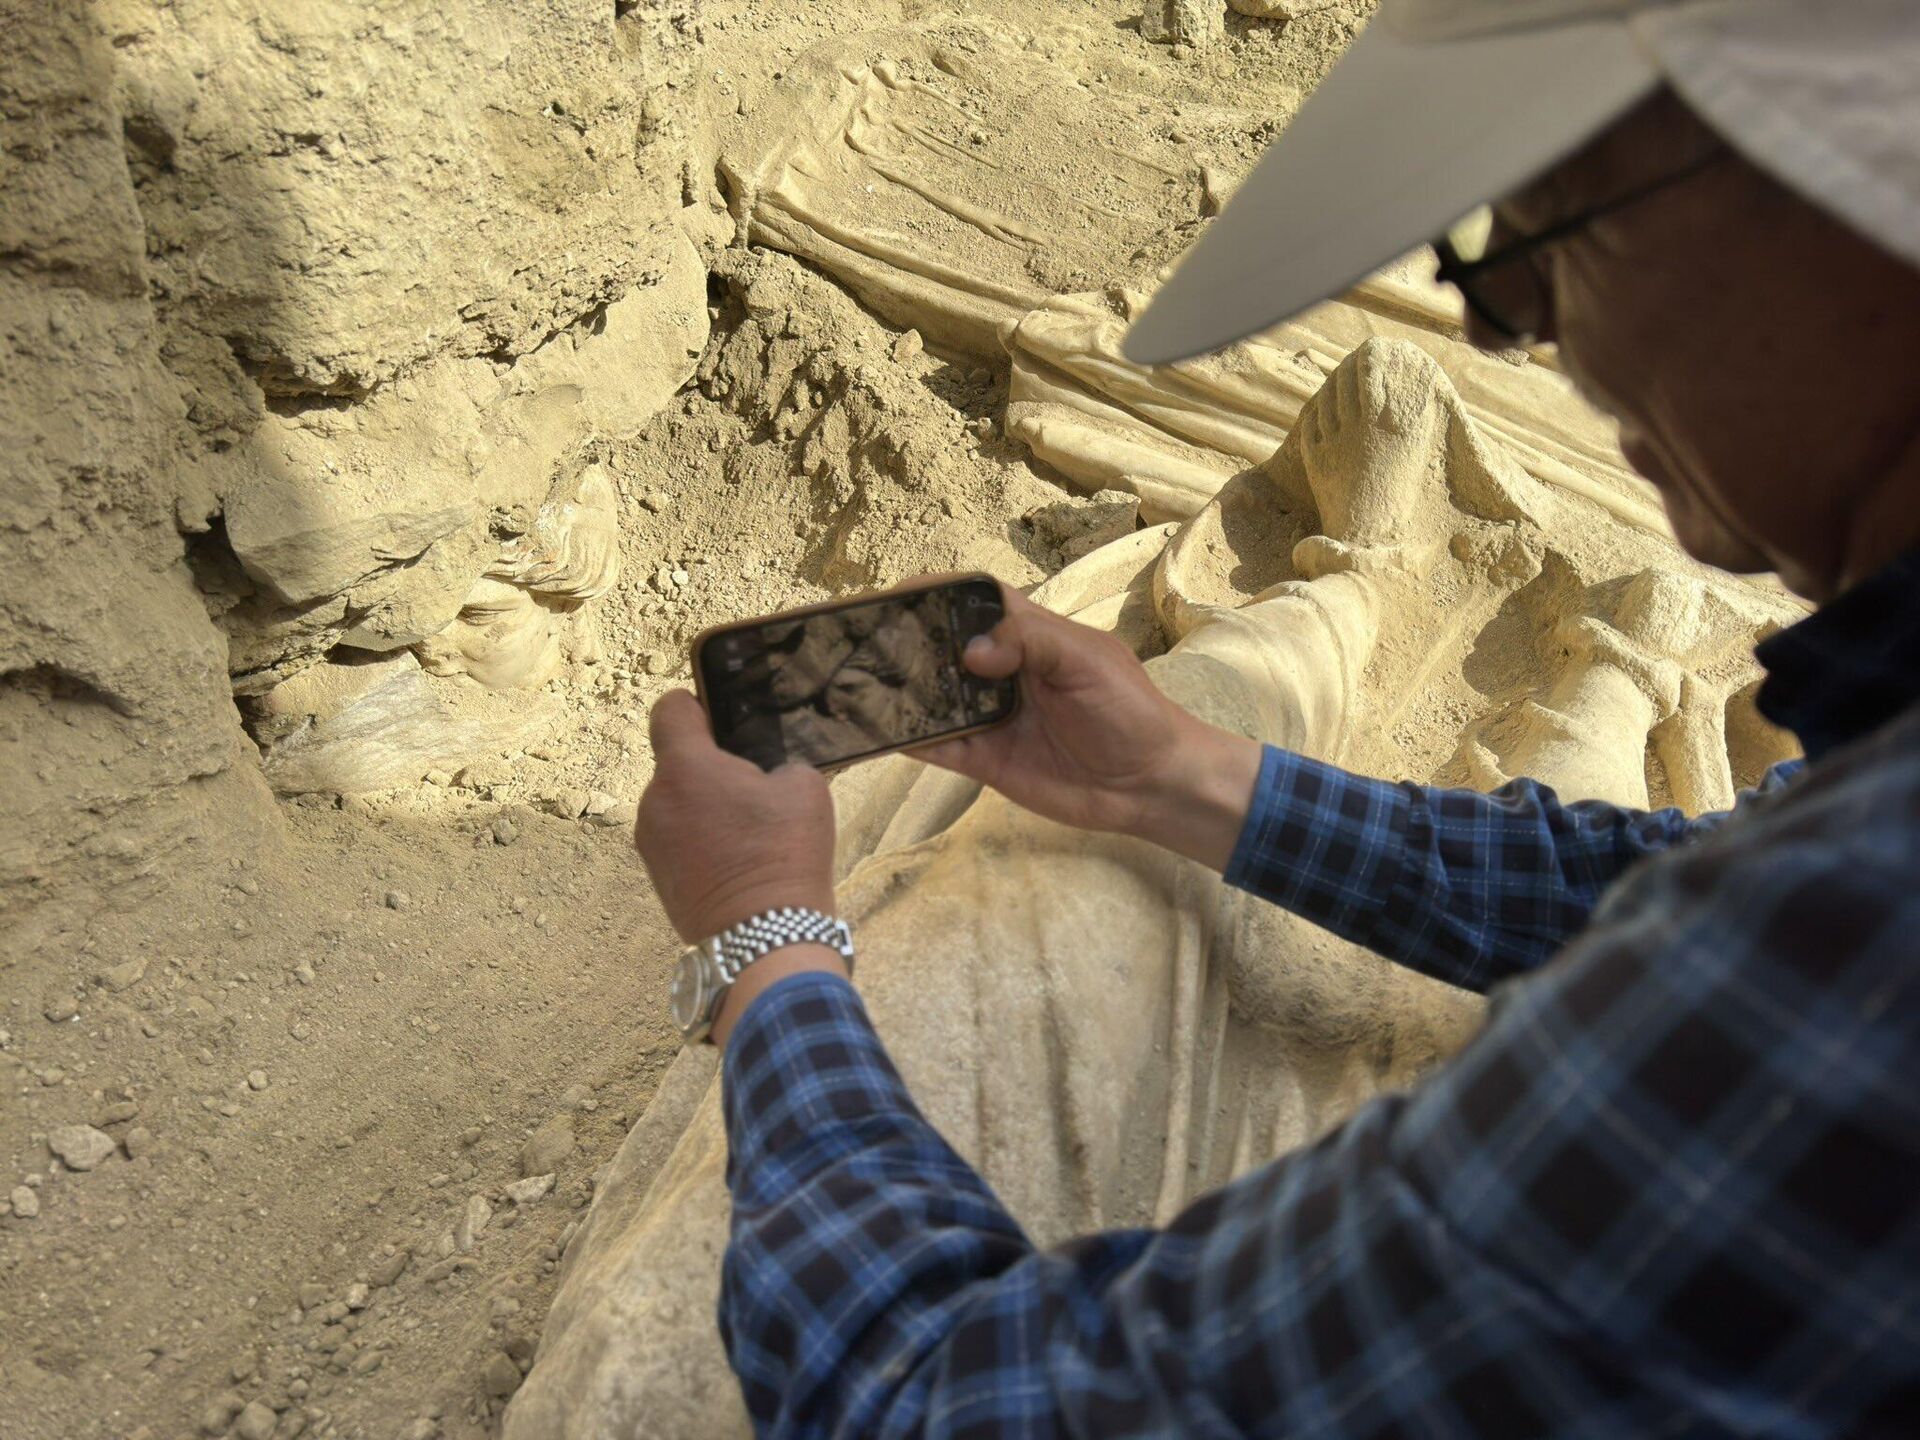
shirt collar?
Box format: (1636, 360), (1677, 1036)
(1755, 548), (1920, 764)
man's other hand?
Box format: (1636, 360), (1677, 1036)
(636, 690), (837, 944)
(917, 587), (1262, 872)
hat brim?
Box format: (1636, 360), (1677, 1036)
(1122, 14), (1661, 365)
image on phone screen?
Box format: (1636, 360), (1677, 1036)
(700, 578), (1018, 771)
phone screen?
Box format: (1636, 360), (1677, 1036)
(698, 577), (1018, 771)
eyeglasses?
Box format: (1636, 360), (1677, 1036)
(1432, 147), (1727, 345)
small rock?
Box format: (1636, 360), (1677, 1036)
(642, 650), (670, 676)
(247, 1069), (270, 1091)
(540, 790), (590, 821)
(520, 1116), (575, 1177)
(639, 488), (670, 514)
(298, 1282), (329, 1310)
(458, 1125), (485, 1148)
(401, 1419), (441, 1440)
(94, 957), (149, 992)
(383, 890), (411, 911)
(290, 1022), (314, 1042)
(455, 758), (513, 791)
(505, 1174), (555, 1206)
(98, 1099), (140, 1126)
(200, 1391), (246, 1436)
(294, 961), (316, 986)
(123, 1126), (155, 1159)
(481, 1351), (523, 1398)
(558, 1083), (593, 1111)
(582, 789), (620, 817)
(42, 997), (78, 1024)
(47, 1124), (116, 1172)
(344, 1281), (371, 1310)
(891, 328), (924, 363)
(9, 1185), (39, 1219)
(453, 1194), (493, 1253)
(491, 815), (519, 846)
(349, 1349), (383, 1377)
(423, 768), (453, 787)
(587, 801), (637, 829)
(234, 1399), (278, 1440)
(369, 1250), (410, 1287)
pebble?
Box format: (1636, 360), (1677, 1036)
(588, 802), (637, 829)
(290, 1022), (314, 1043)
(42, 997), (78, 1024)
(520, 1116), (576, 1177)
(299, 1282), (329, 1310)
(401, 1419), (441, 1440)
(481, 1351), (524, 1398)
(504, 1174), (555, 1206)
(294, 961), (316, 986)
(95, 957), (148, 992)
(349, 1349), (384, 1377)
(9, 1185), (39, 1219)
(383, 890), (411, 911)
(369, 1250), (411, 1287)
(639, 488), (670, 514)
(423, 769), (453, 787)
(491, 816), (519, 847)
(642, 650), (670, 676)
(344, 1281), (370, 1310)
(456, 758), (513, 790)
(200, 1391), (246, 1436)
(247, 1069), (271, 1091)
(453, 1193), (493, 1253)
(541, 790), (590, 821)
(891, 328), (924, 362)
(458, 1126), (485, 1148)
(234, 1399), (278, 1440)
(124, 1126), (155, 1160)
(238, 877), (262, 896)
(98, 1099), (140, 1125)
(47, 1124), (116, 1172)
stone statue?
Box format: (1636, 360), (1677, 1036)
(504, 337), (1803, 1438)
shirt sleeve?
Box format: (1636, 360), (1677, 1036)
(1222, 747), (1804, 993)
(722, 811), (1913, 1440)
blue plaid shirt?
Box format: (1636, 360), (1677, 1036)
(719, 551), (1920, 1438)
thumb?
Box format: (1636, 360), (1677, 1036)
(962, 589), (1082, 683)
(648, 689), (718, 762)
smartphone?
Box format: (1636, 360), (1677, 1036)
(691, 573), (1020, 772)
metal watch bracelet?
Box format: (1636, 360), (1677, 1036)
(716, 906), (855, 981)
(671, 906), (854, 1045)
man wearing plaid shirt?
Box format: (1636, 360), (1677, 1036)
(637, 1), (1920, 1434)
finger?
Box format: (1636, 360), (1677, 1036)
(915, 732), (984, 777)
(648, 689), (717, 762)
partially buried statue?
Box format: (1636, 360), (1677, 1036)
(505, 338), (1803, 1437)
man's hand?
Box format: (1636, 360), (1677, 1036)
(917, 588), (1263, 872)
(636, 691), (844, 1047)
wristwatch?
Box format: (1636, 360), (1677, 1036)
(670, 906), (855, 1045)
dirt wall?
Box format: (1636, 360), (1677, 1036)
(2, 0), (709, 954)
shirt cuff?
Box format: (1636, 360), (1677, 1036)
(1223, 743), (1308, 889)
(720, 970), (923, 1204)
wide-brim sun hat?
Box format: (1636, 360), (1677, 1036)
(1124, 0), (1920, 366)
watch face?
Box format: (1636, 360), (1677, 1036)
(670, 950), (710, 1034)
